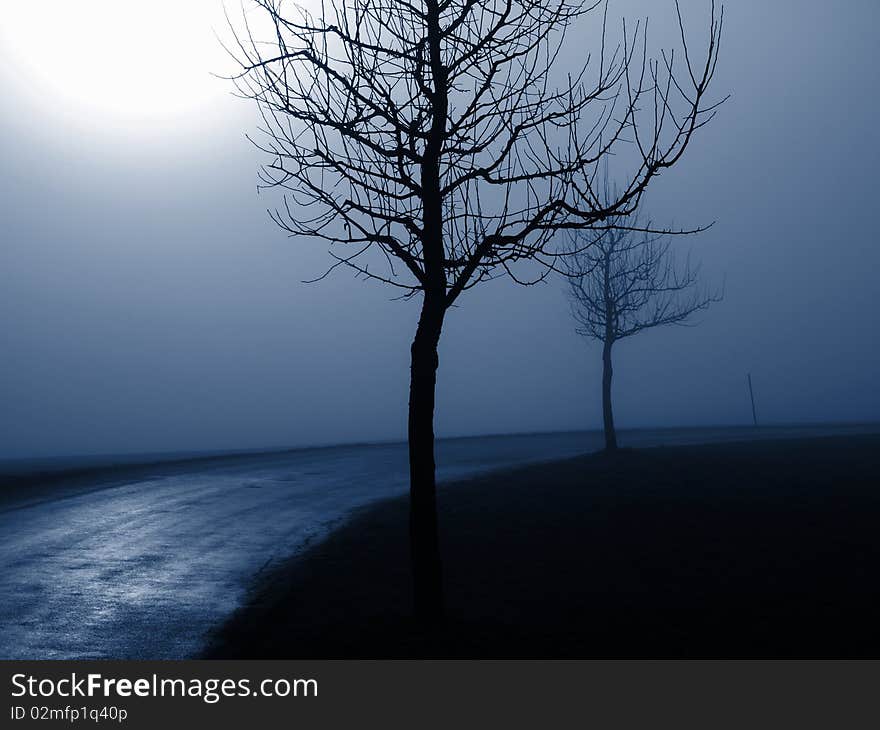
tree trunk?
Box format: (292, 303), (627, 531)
(408, 0), (447, 626)
(602, 339), (618, 452)
(408, 292), (445, 625)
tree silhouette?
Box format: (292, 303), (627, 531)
(226, 0), (724, 623)
(565, 202), (721, 451)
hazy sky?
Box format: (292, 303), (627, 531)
(1, 0), (878, 458)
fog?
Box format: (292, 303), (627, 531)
(1, 0), (878, 459)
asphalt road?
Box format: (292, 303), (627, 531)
(1, 424), (872, 659)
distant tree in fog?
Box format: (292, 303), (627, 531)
(226, 0), (724, 624)
(564, 200), (721, 451)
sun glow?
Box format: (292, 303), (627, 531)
(0, 0), (231, 129)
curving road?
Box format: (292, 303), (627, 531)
(1, 425), (873, 658)
(0, 433), (589, 659)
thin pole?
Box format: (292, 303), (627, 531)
(747, 373), (758, 427)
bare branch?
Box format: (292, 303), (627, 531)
(562, 188), (722, 344)
(225, 0), (724, 300)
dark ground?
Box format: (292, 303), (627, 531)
(204, 435), (880, 658)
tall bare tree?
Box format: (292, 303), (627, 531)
(565, 204), (721, 451)
(225, 0), (724, 623)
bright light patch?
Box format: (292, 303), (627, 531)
(0, 0), (228, 128)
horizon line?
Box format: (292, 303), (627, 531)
(2, 419), (878, 472)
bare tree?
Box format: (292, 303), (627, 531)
(225, 0), (724, 623)
(565, 203), (721, 451)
